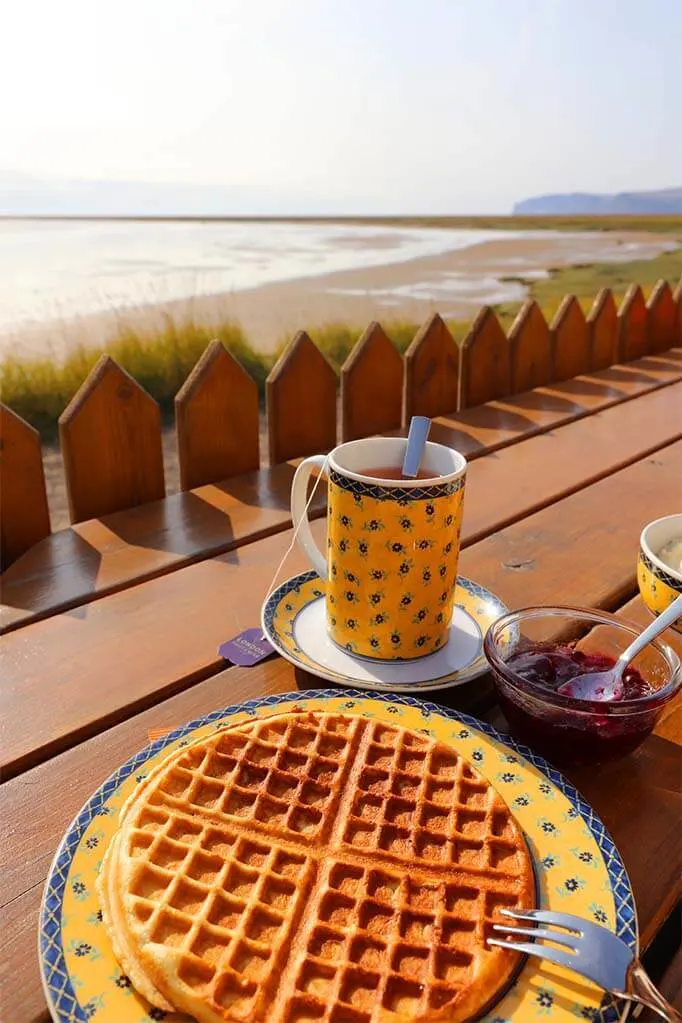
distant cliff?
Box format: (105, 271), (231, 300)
(513, 188), (682, 215)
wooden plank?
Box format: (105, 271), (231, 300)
(456, 441), (682, 617)
(508, 299), (552, 393)
(0, 405), (50, 570)
(458, 306), (510, 408)
(403, 313), (459, 421)
(59, 355), (165, 523)
(2, 431), (680, 780)
(613, 595), (682, 745)
(550, 294), (590, 382)
(0, 462), (327, 631)
(647, 280), (678, 355)
(2, 653), (681, 1020)
(340, 322), (403, 441)
(618, 283), (649, 362)
(674, 277), (682, 344)
(2, 352), (681, 635)
(459, 382), (682, 546)
(642, 943), (682, 1020)
(424, 350), (682, 461)
(569, 734), (682, 954)
(0, 883), (43, 1022)
(175, 339), (260, 489)
(266, 330), (337, 465)
(587, 288), (618, 371)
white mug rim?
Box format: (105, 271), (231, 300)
(328, 437), (466, 487)
(640, 513), (682, 583)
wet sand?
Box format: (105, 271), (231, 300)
(3, 230), (675, 358)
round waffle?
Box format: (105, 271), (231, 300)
(101, 711), (534, 1022)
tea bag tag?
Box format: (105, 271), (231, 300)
(219, 455), (330, 668)
(218, 628), (275, 666)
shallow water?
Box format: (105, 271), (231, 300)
(0, 220), (557, 331)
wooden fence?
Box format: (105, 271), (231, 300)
(1, 279), (681, 569)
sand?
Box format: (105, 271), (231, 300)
(2, 230), (675, 358)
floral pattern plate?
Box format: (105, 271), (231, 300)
(261, 571), (508, 691)
(40, 690), (635, 1023)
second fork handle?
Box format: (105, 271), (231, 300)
(624, 960), (682, 1021)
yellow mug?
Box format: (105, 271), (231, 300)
(291, 437), (467, 660)
(638, 514), (682, 633)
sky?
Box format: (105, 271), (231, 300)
(1, 0), (681, 214)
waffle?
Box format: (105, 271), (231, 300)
(101, 712), (534, 1022)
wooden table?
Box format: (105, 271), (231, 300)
(1, 370), (681, 1022)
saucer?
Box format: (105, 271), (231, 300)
(261, 570), (507, 691)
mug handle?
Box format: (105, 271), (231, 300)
(291, 454), (328, 580)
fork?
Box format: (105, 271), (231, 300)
(488, 908), (681, 1022)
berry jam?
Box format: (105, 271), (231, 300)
(495, 645), (659, 766)
(507, 647), (654, 701)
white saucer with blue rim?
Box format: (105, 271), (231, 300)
(261, 570), (507, 692)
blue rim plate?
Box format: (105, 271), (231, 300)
(39, 689), (636, 1023)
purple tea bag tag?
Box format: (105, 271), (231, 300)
(218, 628), (275, 667)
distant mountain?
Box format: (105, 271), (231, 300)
(513, 188), (682, 215)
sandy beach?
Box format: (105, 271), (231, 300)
(1, 227), (676, 358)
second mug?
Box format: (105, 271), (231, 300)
(291, 436), (467, 660)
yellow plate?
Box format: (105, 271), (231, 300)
(40, 691), (635, 1023)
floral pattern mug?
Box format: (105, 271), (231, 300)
(291, 437), (467, 660)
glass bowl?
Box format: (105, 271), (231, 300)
(483, 605), (681, 766)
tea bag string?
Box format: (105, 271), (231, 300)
(260, 455), (330, 636)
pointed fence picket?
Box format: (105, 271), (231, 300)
(59, 355), (165, 524)
(175, 340), (260, 490)
(403, 313), (459, 421)
(2, 277), (680, 567)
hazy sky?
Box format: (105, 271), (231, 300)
(2, 0), (681, 213)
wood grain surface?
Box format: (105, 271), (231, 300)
(587, 288), (619, 372)
(403, 313), (459, 420)
(508, 299), (552, 393)
(59, 355), (165, 523)
(458, 306), (511, 408)
(2, 432), (680, 780)
(618, 283), (649, 362)
(266, 330), (338, 465)
(340, 322), (403, 441)
(647, 279), (678, 354)
(550, 294), (590, 382)
(175, 339), (260, 489)
(0, 405), (50, 569)
(5, 353), (678, 634)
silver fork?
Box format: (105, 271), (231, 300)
(488, 908), (681, 1022)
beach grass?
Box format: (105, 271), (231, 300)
(0, 318), (253, 438)
(1, 244), (680, 441)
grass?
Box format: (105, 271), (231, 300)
(14, 213), (682, 234)
(1, 240), (680, 441)
(0, 318), (254, 439)
(494, 244), (682, 329)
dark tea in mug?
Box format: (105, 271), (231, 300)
(358, 466), (435, 481)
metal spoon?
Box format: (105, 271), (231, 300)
(558, 593), (682, 701)
(402, 416), (431, 478)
